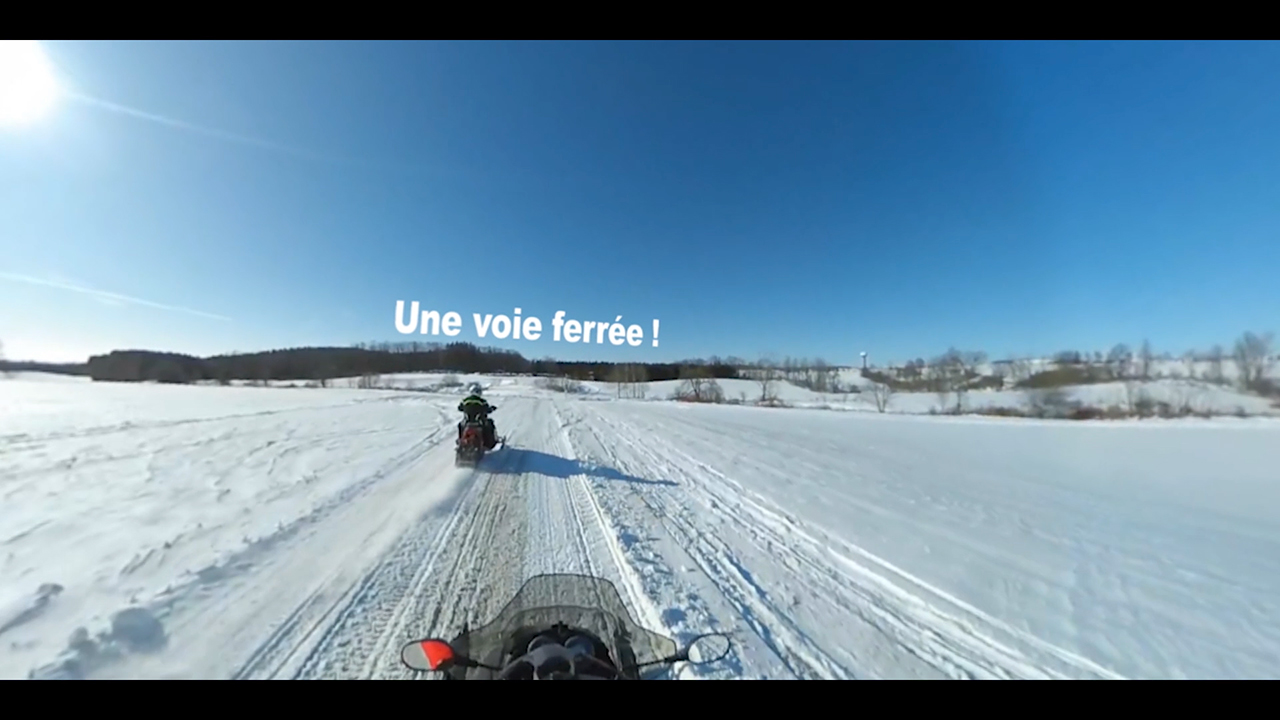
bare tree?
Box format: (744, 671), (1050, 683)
(538, 375), (585, 394)
(254, 358), (272, 386)
(1107, 343), (1130, 379)
(816, 358), (838, 394)
(608, 363), (648, 399)
(989, 361), (1011, 389)
(804, 359), (823, 393)
(1009, 357), (1034, 384)
(1169, 382), (1204, 417)
(1139, 339), (1154, 379)
(927, 352), (960, 413)
(926, 361), (951, 413)
(314, 362), (337, 389)
(751, 356), (781, 405)
(1123, 381), (1141, 415)
(673, 365), (723, 403)
(1122, 380), (1157, 417)
(781, 357), (798, 385)
(870, 382), (894, 413)
(895, 359), (920, 383)
(931, 348), (978, 413)
(607, 364), (627, 398)
(959, 350), (988, 375)
(787, 357), (838, 394)
(1233, 331), (1275, 389)
(629, 363), (649, 398)
(1207, 345), (1225, 385)
(1181, 350), (1197, 379)
(1026, 387), (1072, 418)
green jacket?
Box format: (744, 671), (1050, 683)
(459, 395), (494, 413)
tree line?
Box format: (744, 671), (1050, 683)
(855, 331), (1276, 414)
(77, 341), (744, 384)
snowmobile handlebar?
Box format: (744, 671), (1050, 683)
(401, 631), (731, 679)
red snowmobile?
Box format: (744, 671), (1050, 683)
(456, 420), (489, 467)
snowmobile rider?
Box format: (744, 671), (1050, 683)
(458, 384), (498, 449)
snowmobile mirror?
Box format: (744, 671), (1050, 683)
(682, 632), (732, 665)
(401, 638), (457, 672)
(627, 632), (734, 673)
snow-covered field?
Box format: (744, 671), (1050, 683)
(2, 372), (1278, 679)
(323, 368), (1280, 417)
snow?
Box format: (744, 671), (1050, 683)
(337, 367), (1278, 417)
(2, 373), (1278, 679)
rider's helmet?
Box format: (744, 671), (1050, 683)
(468, 382), (484, 397)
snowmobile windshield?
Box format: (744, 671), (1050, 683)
(451, 574), (677, 672)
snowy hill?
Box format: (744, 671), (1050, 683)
(223, 359), (1277, 420)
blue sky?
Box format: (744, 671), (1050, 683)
(2, 41), (1277, 365)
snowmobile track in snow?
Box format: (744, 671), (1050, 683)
(571, 410), (853, 679)
(212, 421), (457, 680)
(575, 406), (1121, 680)
(241, 402), (636, 680)
(234, 452), (511, 680)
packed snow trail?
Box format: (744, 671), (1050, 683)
(278, 399), (657, 680)
(13, 393), (662, 679)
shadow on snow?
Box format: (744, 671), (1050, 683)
(489, 448), (676, 487)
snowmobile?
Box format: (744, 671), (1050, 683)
(400, 573), (732, 680)
(454, 420), (506, 467)
(455, 420), (487, 467)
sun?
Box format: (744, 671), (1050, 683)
(0, 40), (60, 128)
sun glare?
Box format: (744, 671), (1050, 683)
(0, 40), (59, 127)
